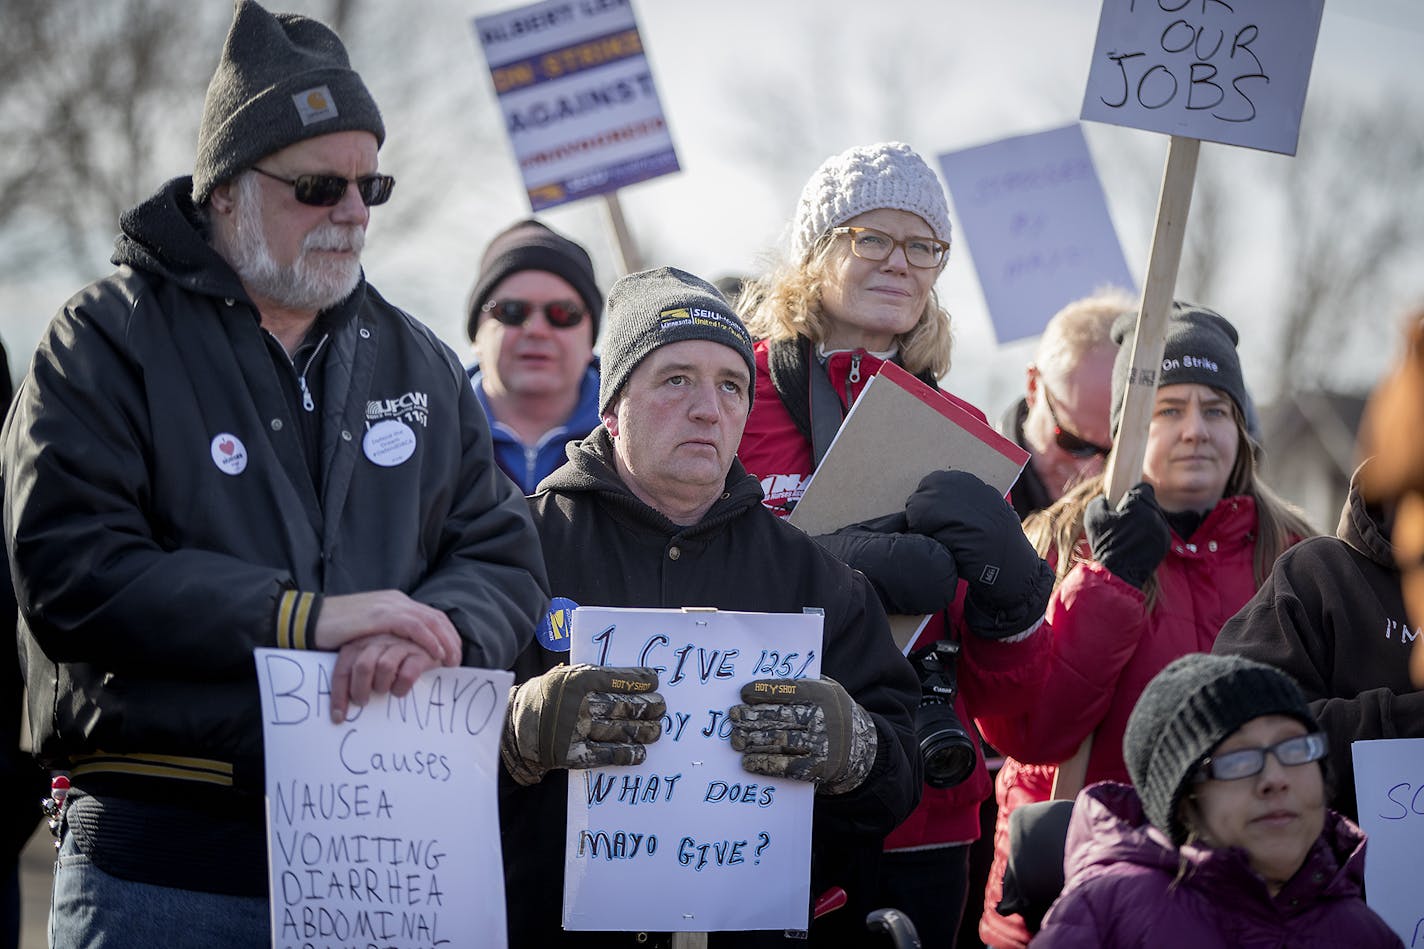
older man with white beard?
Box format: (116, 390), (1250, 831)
(0, 3), (547, 946)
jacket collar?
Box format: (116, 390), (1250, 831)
(540, 427), (765, 539)
(1337, 462), (1394, 568)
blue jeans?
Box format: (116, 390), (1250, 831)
(50, 829), (268, 948)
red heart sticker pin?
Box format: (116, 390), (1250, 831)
(219, 440), (235, 455)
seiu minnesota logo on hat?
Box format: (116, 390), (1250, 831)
(292, 85), (340, 126)
(658, 306), (750, 343)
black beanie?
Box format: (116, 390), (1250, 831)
(598, 267), (756, 415)
(1123, 653), (1319, 847)
(465, 220), (603, 344)
(193, 1), (386, 205)
(1110, 303), (1246, 436)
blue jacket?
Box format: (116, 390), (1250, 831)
(470, 363), (601, 494)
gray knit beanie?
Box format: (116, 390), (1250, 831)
(598, 267), (755, 415)
(193, 0), (385, 205)
(1123, 653), (1320, 847)
(790, 142), (952, 263)
(465, 220), (602, 343)
(1110, 303), (1247, 436)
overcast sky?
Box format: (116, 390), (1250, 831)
(4, 0), (1421, 414)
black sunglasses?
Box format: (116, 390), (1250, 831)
(480, 298), (587, 329)
(1042, 386), (1111, 459)
(251, 166), (395, 207)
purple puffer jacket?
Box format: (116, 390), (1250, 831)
(1034, 782), (1402, 949)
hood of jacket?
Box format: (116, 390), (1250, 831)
(1066, 781), (1369, 910)
(1337, 461), (1394, 569)
(538, 426), (767, 540)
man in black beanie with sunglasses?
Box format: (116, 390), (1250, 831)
(466, 220), (604, 493)
(0, 2), (547, 944)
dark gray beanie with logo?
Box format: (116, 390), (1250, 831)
(193, 0), (385, 205)
(1109, 303), (1247, 436)
(465, 220), (603, 343)
(597, 267), (756, 415)
(1123, 653), (1319, 847)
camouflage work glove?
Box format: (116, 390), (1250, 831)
(501, 664), (665, 787)
(728, 677), (878, 795)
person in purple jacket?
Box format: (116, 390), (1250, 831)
(1035, 653), (1401, 948)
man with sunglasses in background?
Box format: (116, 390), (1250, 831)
(465, 220), (604, 494)
(999, 290), (1131, 520)
(0, 4), (547, 945)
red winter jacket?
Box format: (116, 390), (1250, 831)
(976, 496), (1288, 949)
(1035, 782), (1402, 948)
(738, 338), (1049, 848)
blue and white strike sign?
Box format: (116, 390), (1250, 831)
(472, 0), (680, 211)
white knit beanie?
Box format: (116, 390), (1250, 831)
(790, 142), (952, 263)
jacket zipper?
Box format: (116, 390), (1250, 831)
(846, 352), (863, 405)
(297, 336), (329, 413)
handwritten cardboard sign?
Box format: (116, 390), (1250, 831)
(255, 649), (512, 949)
(473, 0), (680, 210)
(1351, 738), (1424, 945)
(563, 607), (823, 933)
(938, 124), (1135, 343)
(1080, 0), (1324, 155)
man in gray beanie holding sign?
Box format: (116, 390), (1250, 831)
(499, 266), (920, 946)
(1, 2), (547, 944)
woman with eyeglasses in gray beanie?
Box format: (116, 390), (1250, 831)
(1033, 653), (1401, 948)
(735, 142), (1055, 947)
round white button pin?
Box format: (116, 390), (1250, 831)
(209, 433), (248, 476)
(362, 419), (416, 467)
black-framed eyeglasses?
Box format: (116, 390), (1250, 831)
(830, 226), (949, 269)
(1042, 386), (1111, 459)
(1195, 732), (1328, 782)
(480, 298), (587, 329)
(251, 166), (395, 207)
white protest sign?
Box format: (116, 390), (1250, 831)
(1080, 0), (1324, 155)
(1351, 738), (1424, 945)
(938, 124), (1135, 343)
(255, 649), (512, 949)
(473, 0), (679, 211)
(563, 607), (823, 933)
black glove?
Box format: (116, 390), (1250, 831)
(1083, 482), (1171, 590)
(904, 469), (1054, 639)
(813, 511), (959, 615)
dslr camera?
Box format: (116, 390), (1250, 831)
(908, 639), (977, 788)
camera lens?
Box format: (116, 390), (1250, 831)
(917, 705), (977, 788)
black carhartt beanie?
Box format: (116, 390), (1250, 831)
(1110, 303), (1246, 436)
(598, 267), (755, 415)
(465, 220), (603, 344)
(1123, 653), (1319, 847)
(193, 0), (385, 205)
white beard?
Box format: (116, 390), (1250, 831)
(227, 172), (365, 312)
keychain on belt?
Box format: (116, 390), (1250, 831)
(41, 775), (70, 849)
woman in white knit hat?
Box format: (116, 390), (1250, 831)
(736, 142), (1055, 947)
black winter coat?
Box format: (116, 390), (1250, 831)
(503, 428), (920, 948)
(1214, 462), (1424, 820)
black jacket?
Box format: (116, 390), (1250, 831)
(1214, 464), (1424, 819)
(503, 427), (920, 948)
(2, 177), (548, 792)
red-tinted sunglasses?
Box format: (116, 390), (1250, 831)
(1043, 386), (1111, 458)
(480, 298), (587, 329)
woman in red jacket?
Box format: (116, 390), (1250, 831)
(976, 304), (1315, 949)
(736, 141), (1054, 948)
